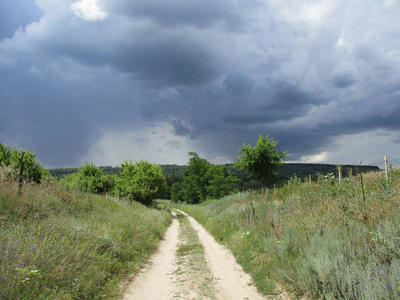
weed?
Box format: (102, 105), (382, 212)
(0, 177), (171, 299)
(174, 170), (400, 299)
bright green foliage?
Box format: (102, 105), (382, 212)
(235, 135), (287, 187)
(171, 152), (238, 203)
(120, 160), (167, 206)
(0, 141), (49, 183)
(62, 162), (107, 194)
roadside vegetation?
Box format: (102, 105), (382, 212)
(0, 171), (171, 299)
(2, 135), (391, 299)
(61, 160), (167, 207)
(176, 169), (400, 299)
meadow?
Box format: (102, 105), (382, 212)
(0, 176), (171, 299)
(175, 169), (400, 299)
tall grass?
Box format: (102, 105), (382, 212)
(176, 169), (400, 299)
(0, 177), (171, 299)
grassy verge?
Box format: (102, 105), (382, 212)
(175, 169), (400, 299)
(0, 179), (171, 299)
(174, 211), (216, 299)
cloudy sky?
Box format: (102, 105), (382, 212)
(1, 0), (400, 168)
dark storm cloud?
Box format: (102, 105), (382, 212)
(99, 0), (253, 29)
(111, 35), (220, 87)
(1, 0), (400, 167)
(20, 14), (222, 87)
(223, 72), (253, 95)
(0, 64), (103, 167)
(170, 120), (191, 137)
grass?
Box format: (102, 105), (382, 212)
(174, 169), (400, 299)
(0, 176), (171, 299)
(174, 211), (216, 299)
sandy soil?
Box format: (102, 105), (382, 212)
(177, 209), (266, 300)
(122, 212), (179, 300)
(122, 210), (288, 300)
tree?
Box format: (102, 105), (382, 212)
(235, 135), (287, 187)
(206, 165), (239, 199)
(120, 160), (167, 206)
(61, 162), (105, 194)
(170, 152), (239, 203)
(0, 141), (49, 183)
(171, 152), (210, 204)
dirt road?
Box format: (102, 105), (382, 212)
(122, 210), (285, 300)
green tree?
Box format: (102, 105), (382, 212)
(206, 165), (239, 198)
(120, 160), (167, 206)
(0, 141), (49, 183)
(172, 152), (210, 204)
(62, 162), (105, 194)
(170, 182), (184, 203)
(170, 152), (239, 203)
(235, 135), (287, 187)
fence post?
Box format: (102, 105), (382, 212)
(384, 155), (389, 181)
(337, 164), (343, 183)
(18, 152), (25, 195)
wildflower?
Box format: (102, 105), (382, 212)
(387, 284), (392, 289)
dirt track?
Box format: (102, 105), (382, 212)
(122, 210), (285, 300)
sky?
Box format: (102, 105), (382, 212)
(1, 0), (400, 169)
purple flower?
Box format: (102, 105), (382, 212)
(387, 284), (392, 289)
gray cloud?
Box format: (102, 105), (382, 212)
(1, 0), (400, 167)
(171, 120), (191, 137)
(99, 0), (256, 29)
(0, 0), (42, 40)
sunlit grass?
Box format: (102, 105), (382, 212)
(175, 169), (400, 299)
(0, 178), (171, 299)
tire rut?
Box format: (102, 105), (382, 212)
(122, 210), (272, 300)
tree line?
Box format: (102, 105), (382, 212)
(60, 135), (287, 205)
(2, 136), (380, 207)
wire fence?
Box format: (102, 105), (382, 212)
(367, 156), (400, 170)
